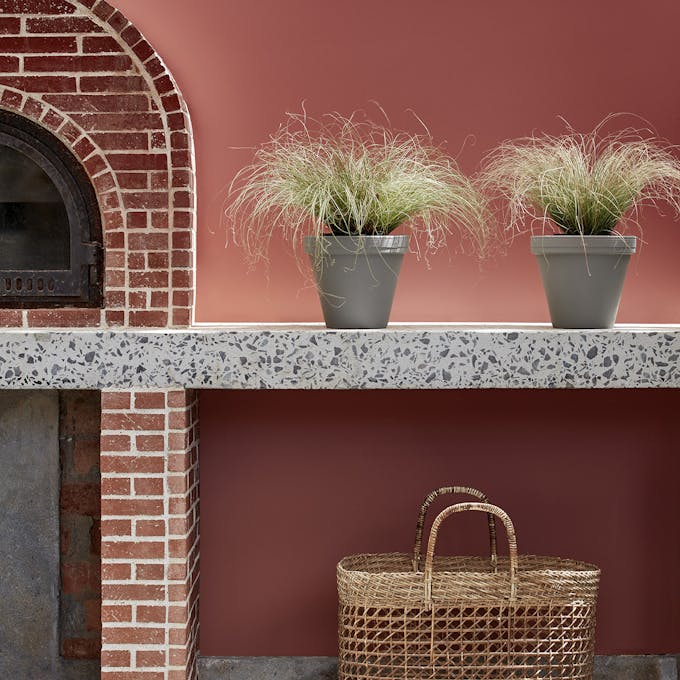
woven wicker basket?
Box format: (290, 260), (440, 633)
(337, 486), (600, 680)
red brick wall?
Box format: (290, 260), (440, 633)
(0, 3), (201, 678)
(0, 0), (195, 328)
(100, 388), (199, 679)
(59, 390), (102, 660)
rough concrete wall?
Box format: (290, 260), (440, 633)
(0, 390), (101, 680)
(0, 391), (60, 678)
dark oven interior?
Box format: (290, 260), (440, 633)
(0, 110), (102, 308)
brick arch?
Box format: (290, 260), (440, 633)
(0, 0), (196, 328)
(0, 86), (124, 322)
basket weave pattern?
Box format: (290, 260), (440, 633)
(337, 488), (600, 680)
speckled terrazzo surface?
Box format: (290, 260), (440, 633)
(0, 324), (679, 389)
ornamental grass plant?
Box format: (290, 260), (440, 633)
(224, 110), (490, 266)
(480, 121), (680, 236)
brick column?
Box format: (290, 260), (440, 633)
(59, 391), (102, 661)
(100, 389), (199, 679)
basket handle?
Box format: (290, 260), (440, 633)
(423, 502), (518, 607)
(413, 486), (498, 572)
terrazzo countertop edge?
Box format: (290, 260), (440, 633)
(0, 324), (678, 389)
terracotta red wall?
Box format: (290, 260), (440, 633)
(110, 0), (680, 323)
(199, 389), (680, 656)
(106, 0), (680, 658)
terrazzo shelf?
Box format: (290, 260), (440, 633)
(0, 323), (679, 390)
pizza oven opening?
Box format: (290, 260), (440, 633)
(0, 110), (102, 308)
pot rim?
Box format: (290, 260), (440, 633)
(530, 234), (636, 255)
(304, 233), (410, 255)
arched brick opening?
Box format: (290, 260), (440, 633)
(0, 0), (196, 329)
(0, 87), (122, 324)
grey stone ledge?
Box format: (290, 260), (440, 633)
(198, 655), (679, 680)
(0, 323), (680, 390)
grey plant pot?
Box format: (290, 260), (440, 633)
(304, 234), (409, 329)
(531, 234), (637, 329)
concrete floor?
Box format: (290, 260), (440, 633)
(198, 655), (679, 680)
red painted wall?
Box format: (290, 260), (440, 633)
(199, 389), (680, 656)
(111, 0), (680, 324)
(107, 0), (680, 658)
